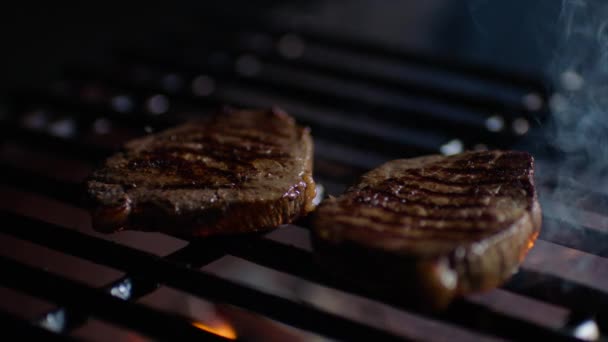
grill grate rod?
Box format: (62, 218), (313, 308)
(0, 311), (79, 341)
(33, 242), (228, 336)
(224, 236), (608, 337)
(1, 132), (601, 340)
(1, 81), (604, 340)
(9, 86), (608, 201)
(5, 88), (608, 242)
(2, 123), (111, 161)
(0, 255), (229, 341)
(0, 211), (406, 342)
(110, 56), (517, 148)
(259, 25), (550, 96)
(150, 37), (545, 122)
(7, 89), (390, 172)
(3, 95), (608, 258)
(0, 113), (369, 183)
(118, 49), (525, 130)
(162, 21), (549, 114)
(0, 163), (600, 342)
(0, 210), (580, 341)
(506, 270), (608, 331)
(540, 218), (608, 259)
(0, 162), (85, 209)
(104, 51), (529, 144)
(2, 154), (607, 337)
(2, 125), (607, 262)
(15, 86), (608, 214)
(59, 69), (447, 156)
(233, 44), (541, 117)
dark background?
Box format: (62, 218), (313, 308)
(0, 1), (562, 91)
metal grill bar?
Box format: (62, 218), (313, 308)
(165, 21), (549, 111)
(113, 58), (515, 150)
(222, 237), (608, 335)
(2, 123), (111, 161)
(148, 38), (543, 122)
(232, 47), (536, 117)
(117, 51), (512, 134)
(506, 270), (608, 326)
(3, 131), (606, 265)
(60, 68), (443, 157)
(5, 87), (608, 255)
(0, 162), (84, 209)
(7, 85), (607, 198)
(0, 311), (78, 341)
(11, 85), (608, 213)
(262, 25), (549, 95)
(4, 93), (379, 178)
(4, 88), (608, 277)
(0, 208), (582, 341)
(4, 148), (607, 326)
(0, 211), (406, 341)
(33, 241), (227, 336)
(0, 107), (600, 340)
(2, 136), (604, 332)
(0, 255), (228, 341)
(0, 113), (368, 185)
(541, 218), (608, 258)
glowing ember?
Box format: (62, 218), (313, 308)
(518, 231), (539, 263)
(126, 332), (149, 342)
(527, 231), (539, 251)
(192, 320), (237, 340)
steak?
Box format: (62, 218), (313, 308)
(87, 108), (316, 237)
(312, 150), (541, 309)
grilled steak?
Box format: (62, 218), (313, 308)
(87, 108), (316, 237)
(312, 150), (541, 309)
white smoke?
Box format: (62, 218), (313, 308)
(547, 0), (608, 194)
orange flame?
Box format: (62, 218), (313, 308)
(126, 332), (148, 342)
(527, 231), (540, 251)
(518, 231), (539, 262)
(192, 320), (237, 340)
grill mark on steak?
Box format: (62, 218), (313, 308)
(127, 154), (244, 186)
(328, 221), (493, 240)
(377, 183), (506, 199)
(151, 130), (291, 161)
(352, 190), (499, 210)
(331, 204), (511, 231)
(123, 128), (293, 190)
(351, 182), (512, 209)
(330, 215), (504, 235)
(179, 132), (285, 150)
(426, 166), (528, 177)
(349, 201), (511, 221)
(407, 169), (527, 186)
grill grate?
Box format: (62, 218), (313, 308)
(0, 22), (606, 341)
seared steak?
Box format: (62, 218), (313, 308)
(312, 150), (541, 309)
(87, 108), (316, 237)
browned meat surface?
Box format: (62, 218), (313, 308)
(312, 150), (541, 309)
(87, 108), (316, 237)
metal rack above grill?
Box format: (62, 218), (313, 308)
(1, 20), (607, 342)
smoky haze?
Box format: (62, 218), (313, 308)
(465, 0), (608, 221)
(548, 0), (608, 186)
(540, 0), (608, 230)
